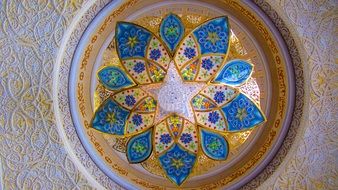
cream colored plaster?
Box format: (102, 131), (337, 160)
(0, 0), (336, 189)
(0, 0), (94, 189)
(259, 1), (337, 189)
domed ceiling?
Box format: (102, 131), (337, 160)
(55, 0), (302, 189)
(3, 0), (338, 189)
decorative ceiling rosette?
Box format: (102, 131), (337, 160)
(91, 13), (266, 186)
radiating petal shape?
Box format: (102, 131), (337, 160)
(91, 98), (129, 135)
(180, 58), (199, 81)
(111, 88), (157, 135)
(147, 61), (166, 83)
(192, 17), (230, 55)
(221, 93), (266, 131)
(174, 17), (229, 82)
(122, 59), (152, 85)
(194, 110), (227, 132)
(159, 144), (196, 186)
(160, 13), (185, 54)
(113, 87), (148, 110)
(127, 128), (153, 163)
(116, 22), (170, 85)
(146, 37), (171, 70)
(154, 120), (174, 154)
(214, 59), (253, 86)
(98, 66), (135, 91)
(126, 112), (155, 135)
(196, 55), (225, 81)
(198, 84), (239, 107)
(174, 34), (199, 69)
(178, 120), (198, 153)
(134, 97), (157, 112)
(116, 22), (152, 59)
(200, 128), (228, 160)
(167, 114), (184, 138)
(191, 94), (217, 111)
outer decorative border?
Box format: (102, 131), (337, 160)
(54, 0), (134, 189)
(53, 0), (304, 189)
(241, 0), (304, 189)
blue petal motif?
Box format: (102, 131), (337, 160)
(193, 17), (229, 55)
(127, 129), (152, 163)
(221, 93), (265, 131)
(92, 99), (129, 135)
(200, 128), (228, 160)
(98, 66), (134, 91)
(159, 144), (196, 186)
(160, 13), (184, 53)
(116, 22), (152, 59)
(214, 59), (253, 86)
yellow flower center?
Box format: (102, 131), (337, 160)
(236, 108), (247, 121)
(145, 99), (156, 110)
(182, 68), (194, 79)
(207, 32), (219, 45)
(127, 36), (138, 48)
(106, 112), (117, 124)
(171, 158), (184, 169)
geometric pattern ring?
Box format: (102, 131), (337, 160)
(91, 13), (266, 186)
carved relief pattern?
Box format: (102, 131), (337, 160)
(0, 0), (336, 189)
(0, 0), (95, 189)
(246, 1), (337, 190)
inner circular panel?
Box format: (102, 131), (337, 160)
(67, 0), (293, 189)
(91, 1), (270, 182)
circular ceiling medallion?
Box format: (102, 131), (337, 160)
(56, 0), (298, 189)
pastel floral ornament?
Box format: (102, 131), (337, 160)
(91, 13), (266, 186)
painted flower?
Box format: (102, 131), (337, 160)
(213, 91), (225, 104)
(201, 58), (214, 70)
(161, 146), (195, 176)
(117, 27), (151, 58)
(208, 111), (220, 124)
(183, 47), (196, 59)
(133, 62), (145, 73)
(132, 114), (143, 126)
(160, 134), (172, 144)
(159, 145), (196, 181)
(92, 100), (129, 135)
(180, 133), (193, 144)
(182, 68), (195, 80)
(101, 104), (124, 126)
(194, 22), (228, 53)
(227, 98), (255, 129)
(164, 19), (179, 40)
(204, 134), (226, 158)
(132, 141), (146, 154)
(125, 95), (136, 106)
(150, 49), (162, 60)
(93, 14), (265, 186)
(144, 99), (156, 111)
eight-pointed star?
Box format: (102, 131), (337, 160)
(141, 62), (205, 123)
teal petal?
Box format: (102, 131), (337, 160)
(159, 144), (196, 186)
(160, 13), (184, 53)
(127, 129), (153, 163)
(200, 128), (228, 160)
(98, 66), (134, 91)
(192, 17), (229, 55)
(214, 59), (253, 86)
(91, 98), (129, 135)
(221, 93), (266, 131)
(115, 22), (152, 59)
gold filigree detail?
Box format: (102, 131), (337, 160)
(96, 7), (261, 178)
(141, 153), (166, 177)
